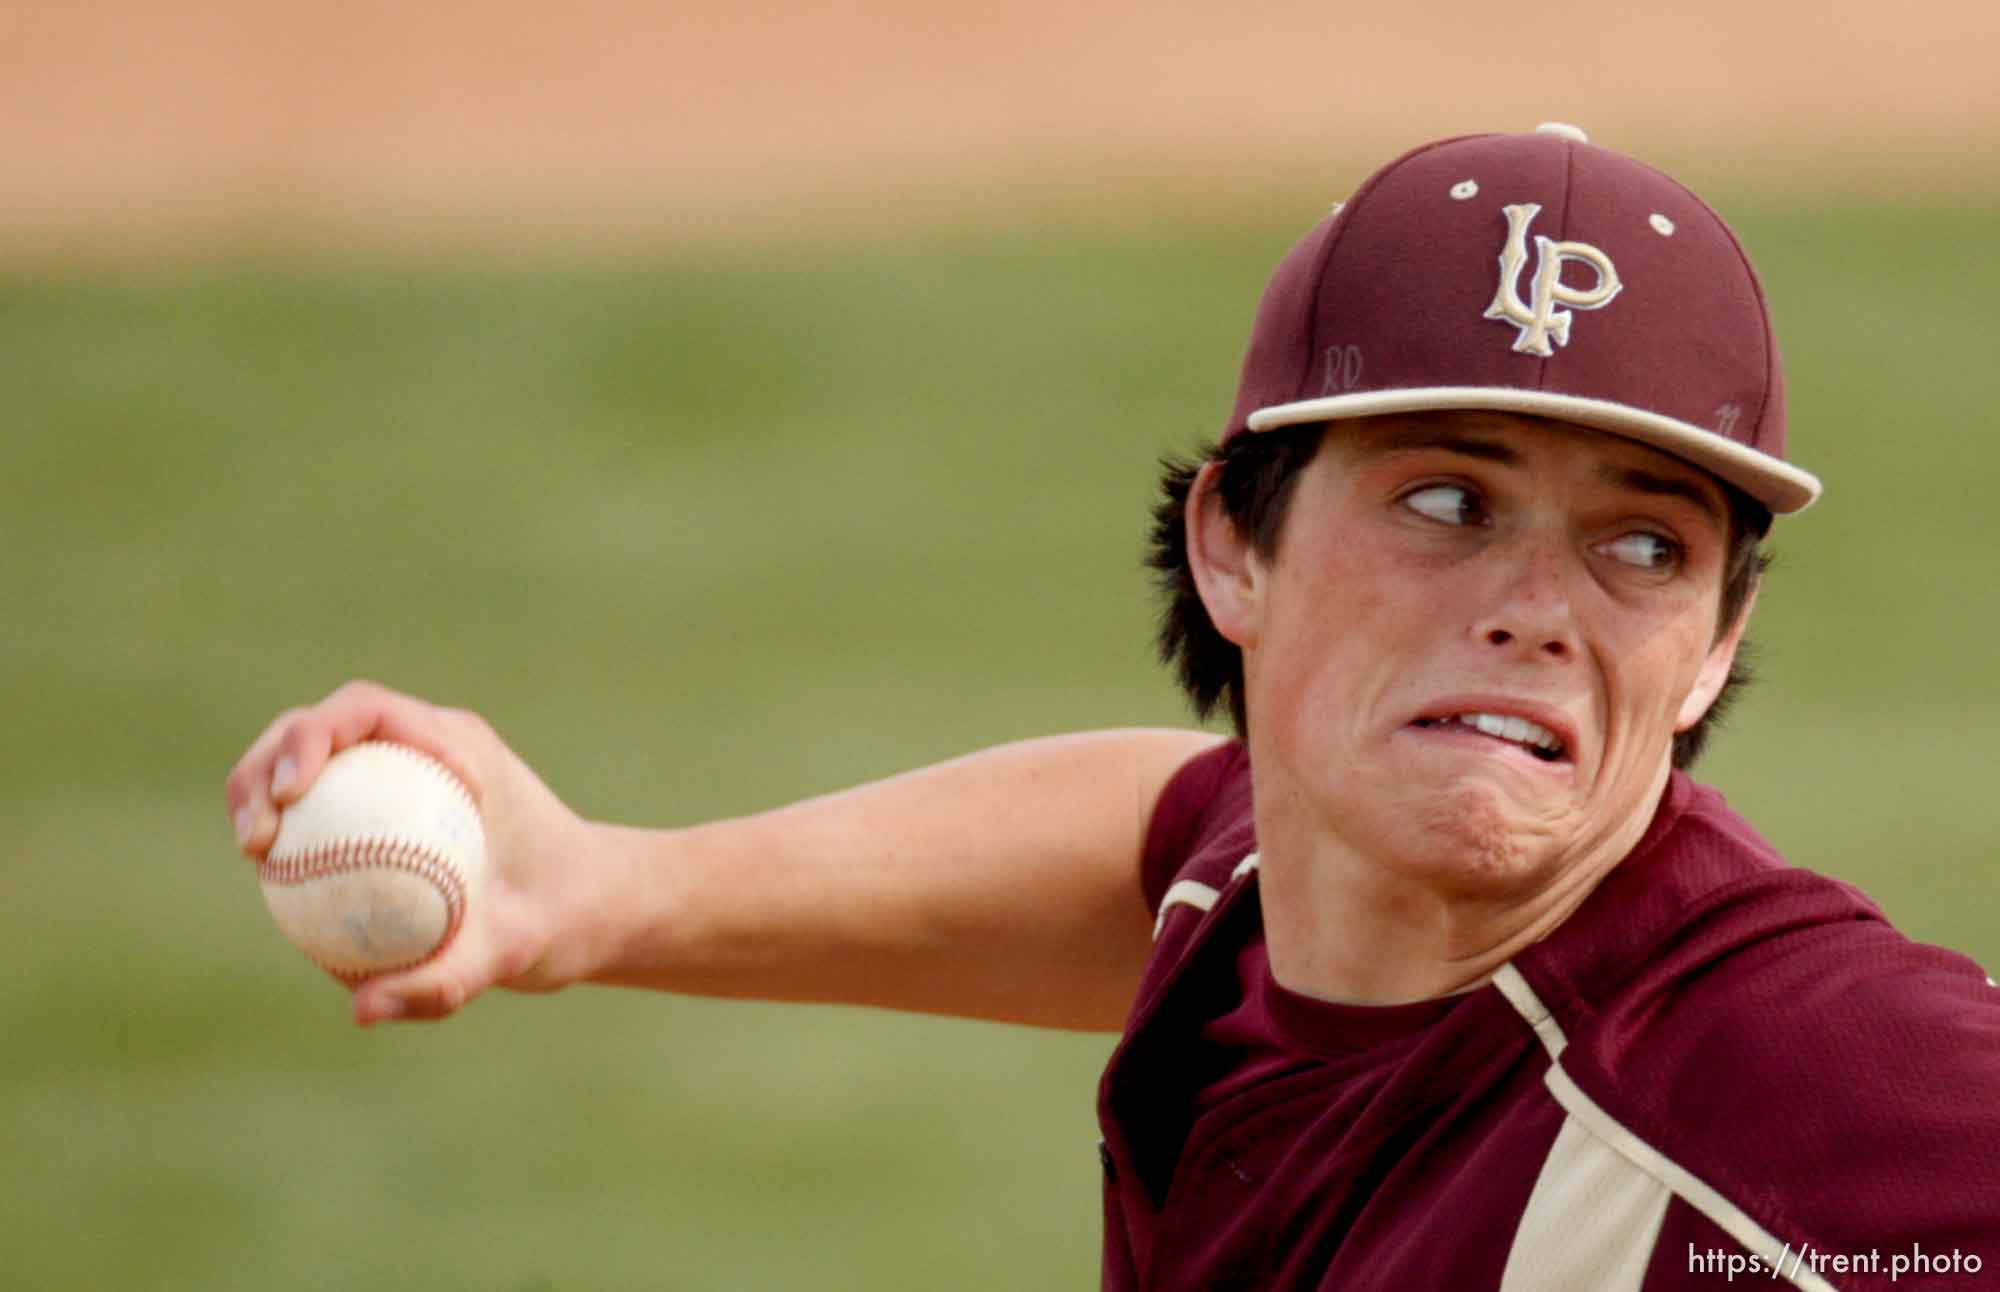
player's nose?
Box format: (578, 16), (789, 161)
(1468, 532), (1581, 663)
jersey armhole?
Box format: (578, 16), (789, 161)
(1139, 740), (1250, 913)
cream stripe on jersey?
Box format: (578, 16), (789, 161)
(1152, 880), (1220, 940)
(1151, 854), (1261, 941)
(1540, 1065), (1840, 1292)
(1500, 1115), (1671, 1292)
(1491, 964), (1569, 1058)
(1494, 961), (1840, 1292)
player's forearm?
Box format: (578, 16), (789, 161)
(578, 728), (1223, 1031)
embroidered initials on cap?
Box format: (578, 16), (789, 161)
(1484, 203), (1623, 357)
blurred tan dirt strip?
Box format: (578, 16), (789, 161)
(3, 0), (1995, 250)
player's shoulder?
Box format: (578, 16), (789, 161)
(1547, 786), (2000, 1245)
(1564, 781), (2000, 1113)
(1618, 782), (1995, 1064)
(1619, 868), (2000, 1083)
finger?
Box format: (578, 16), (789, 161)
(268, 679), (413, 807)
(226, 707), (305, 859)
(226, 680), (443, 859)
(296, 681), (489, 806)
(352, 972), (468, 1026)
(255, 678), (483, 815)
(348, 928), (500, 1024)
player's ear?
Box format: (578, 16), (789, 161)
(1676, 584), (1758, 731)
(1185, 460), (1266, 649)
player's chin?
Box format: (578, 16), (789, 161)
(1405, 783), (1570, 895)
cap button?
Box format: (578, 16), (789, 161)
(1534, 121), (1590, 143)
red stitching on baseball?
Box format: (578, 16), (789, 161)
(260, 836), (468, 977)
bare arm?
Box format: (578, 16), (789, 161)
(226, 681), (1222, 1029)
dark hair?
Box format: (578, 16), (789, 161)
(1147, 424), (1773, 770)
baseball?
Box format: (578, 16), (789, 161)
(258, 741), (486, 983)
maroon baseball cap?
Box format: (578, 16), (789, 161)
(1226, 123), (1821, 514)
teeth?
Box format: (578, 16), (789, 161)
(1445, 712), (1563, 753)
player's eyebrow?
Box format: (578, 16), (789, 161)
(1594, 464), (1725, 524)
(1344, 428), (1522, 466)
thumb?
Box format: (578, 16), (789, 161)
(351, 932), (493, 1026)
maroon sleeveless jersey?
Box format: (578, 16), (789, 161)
(1096, 742), (2000, 1290)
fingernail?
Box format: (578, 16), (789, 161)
(270, 756), (298, 799)
(234, 806), (257, 847)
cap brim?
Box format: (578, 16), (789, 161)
(1245, 387), (1821, 515)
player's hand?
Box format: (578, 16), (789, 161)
(225, 679), (599, 1026)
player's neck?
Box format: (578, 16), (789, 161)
(1251, 771), (1665, 1007)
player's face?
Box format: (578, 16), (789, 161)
(1227, 412), (1746, 898)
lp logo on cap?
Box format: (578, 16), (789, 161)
(1484, 203), (1622, 357)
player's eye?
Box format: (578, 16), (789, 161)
(1402, 483), (1485, 527)
(1599, 531), (1681, 571)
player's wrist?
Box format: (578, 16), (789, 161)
(557, 820), (697, 990)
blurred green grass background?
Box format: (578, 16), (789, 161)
(3, 193), (1995, 1289)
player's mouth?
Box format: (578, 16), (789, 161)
(1410, 710), (1571, 764)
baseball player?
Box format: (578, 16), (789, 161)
(227, 124), (2000, 1288)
